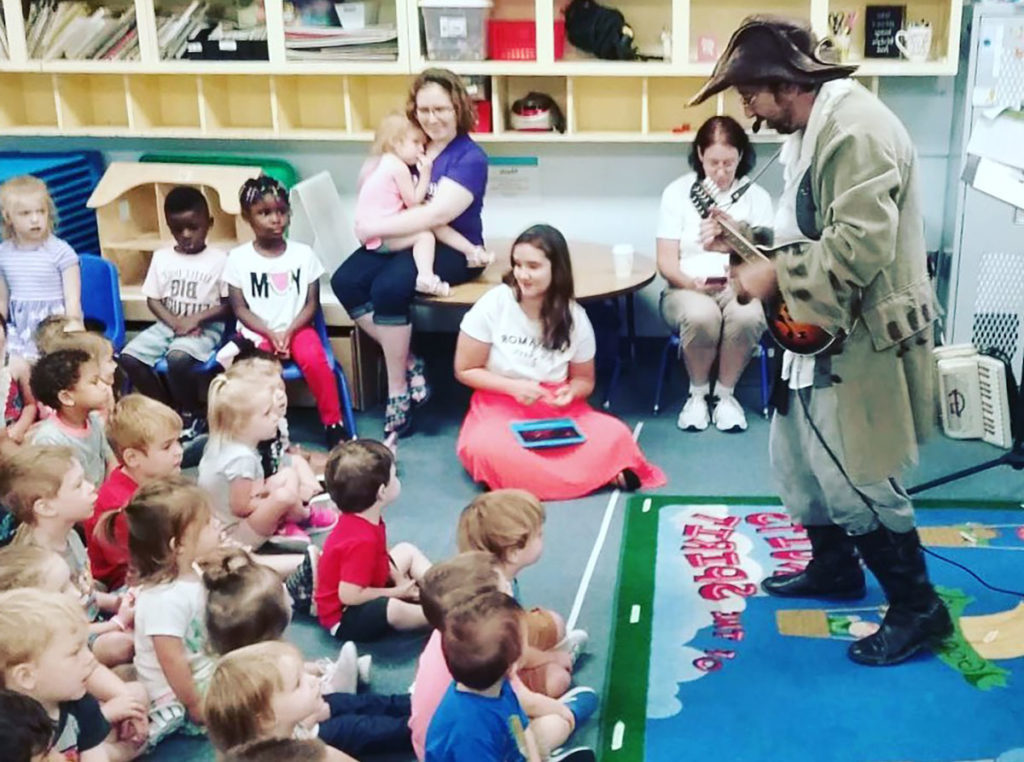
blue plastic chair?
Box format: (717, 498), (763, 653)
(280, 309), (358, 439)
(78, 254), (125, 351)
(652, 332), (773, 418)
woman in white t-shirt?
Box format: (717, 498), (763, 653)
(454, 225), (665, 500)
(657, 116), (774, 434)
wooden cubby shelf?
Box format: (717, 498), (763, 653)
(0, 0), (962, 141)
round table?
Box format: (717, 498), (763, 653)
(421, 239), (656, 307)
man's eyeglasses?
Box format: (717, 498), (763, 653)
(415, 105), (454, 118)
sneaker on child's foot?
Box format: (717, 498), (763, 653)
(266, 522), (310, 552)
(559, 686), (599, 729)
(325, 422), (347, 449)
(357, 654), (372, 685)
(554, 629), (589, 666)
(285, 544), (319, 616)
(323, 641), (359, 694)
(549, 748), (597, 762)
(303, 503), (338, 534)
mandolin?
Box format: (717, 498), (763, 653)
(689, 181), (840, 356)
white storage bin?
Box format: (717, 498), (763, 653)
(419, 0), (492, 61)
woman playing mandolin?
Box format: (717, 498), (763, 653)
(656, 115), (774, 433)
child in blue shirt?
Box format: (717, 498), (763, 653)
(425, 591), (594, 762)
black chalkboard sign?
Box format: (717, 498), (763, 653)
(865, 5), (905, 58)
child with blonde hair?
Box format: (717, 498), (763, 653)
(86, 394), (183, 590)
(457, 490), (589, 698)
(204, 640), (409, 758)
(0, 175), (83, 360)
(0, 588), (146, 761)
(198, 373), (334, 550)
(29, 349), (116, 485)
(0, 544), (151, 749)
(354, 112), (493, 297)
(97, 477), (221, 745)
(219, 176), (346, 449)
(0, 444), (134, 667)
(226, 355), (323, 505)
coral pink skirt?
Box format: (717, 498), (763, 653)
(456, 388), (666, 501)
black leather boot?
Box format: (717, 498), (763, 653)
(762, 524), (866, 600)
(848, 527), (954, 666)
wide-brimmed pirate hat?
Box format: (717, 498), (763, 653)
(688, 15), (857, 106)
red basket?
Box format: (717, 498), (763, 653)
(487, 19), (566, 61)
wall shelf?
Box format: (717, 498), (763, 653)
(0, 0), (961, 141)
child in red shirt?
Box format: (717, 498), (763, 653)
(86, 395), (183, 589)
(314, 439), (431, 641)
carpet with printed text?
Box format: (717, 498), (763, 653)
(601, 496), (1024, 762)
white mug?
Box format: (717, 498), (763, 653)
(895, 25), (932, 63)
(612, 244), (634, 279)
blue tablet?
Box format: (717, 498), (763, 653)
(510, 418), (586, 449)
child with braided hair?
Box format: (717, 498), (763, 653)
(218, 176), (346, 449)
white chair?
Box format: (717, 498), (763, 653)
(289, 171), (360, 278)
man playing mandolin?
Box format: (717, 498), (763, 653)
(691, 15), (951, 667)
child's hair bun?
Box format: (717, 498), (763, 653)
(198, 547), (255, 592)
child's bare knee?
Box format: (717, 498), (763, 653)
(545, 666), (571, 698)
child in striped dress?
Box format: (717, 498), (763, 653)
(0, 175), (83, 360)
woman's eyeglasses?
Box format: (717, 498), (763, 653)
(415, 105), (455, 118)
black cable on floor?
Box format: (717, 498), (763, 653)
(923, 546), (1024, 599)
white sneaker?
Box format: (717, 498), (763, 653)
(713, 395), (748, 432)
(677, 394), (710, 431)
(554, 629), (589, 666)
(322, 641), (358, 694)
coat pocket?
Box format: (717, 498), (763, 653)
(860, 277), (936, 352)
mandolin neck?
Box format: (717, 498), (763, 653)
(714, 217), (771, 265)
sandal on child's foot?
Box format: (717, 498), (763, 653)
(415, 273), (451, 296)
(385, 393), (412, 437)
(467, 246), (495, 268)
(406, 355), (431, 407)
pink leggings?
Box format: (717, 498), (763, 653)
(256, 325), (341, 426)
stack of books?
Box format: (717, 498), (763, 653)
(26, 0), (139, 60)
(156, 0), (268, 60)
(285, 24), (398, 60)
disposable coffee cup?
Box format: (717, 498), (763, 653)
(612, 244), (634, 278)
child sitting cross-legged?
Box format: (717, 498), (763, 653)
(0, 445), (134, 667)
(0, 544), (150, 749)
(411, 552), (595, 761)
(0, 588), (146, 761)
(458, 490), (589, 698)
(29, 349), (115, 487)
(86, 394), (184, 592)
(426, 590), (595, 762)
(204, 642), (359, 762)
(314, 439), (431, 641)
(200, 547), (414, 758)
(97, 477), (222, 746)
(226, 354), (327, 505)
(199, 373), (334, 551)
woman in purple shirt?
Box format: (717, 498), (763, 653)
(332, 68), (488, 436)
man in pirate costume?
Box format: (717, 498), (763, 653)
(691, 16), (952, 666)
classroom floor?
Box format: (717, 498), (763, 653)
(154, 334), (1024, 762)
